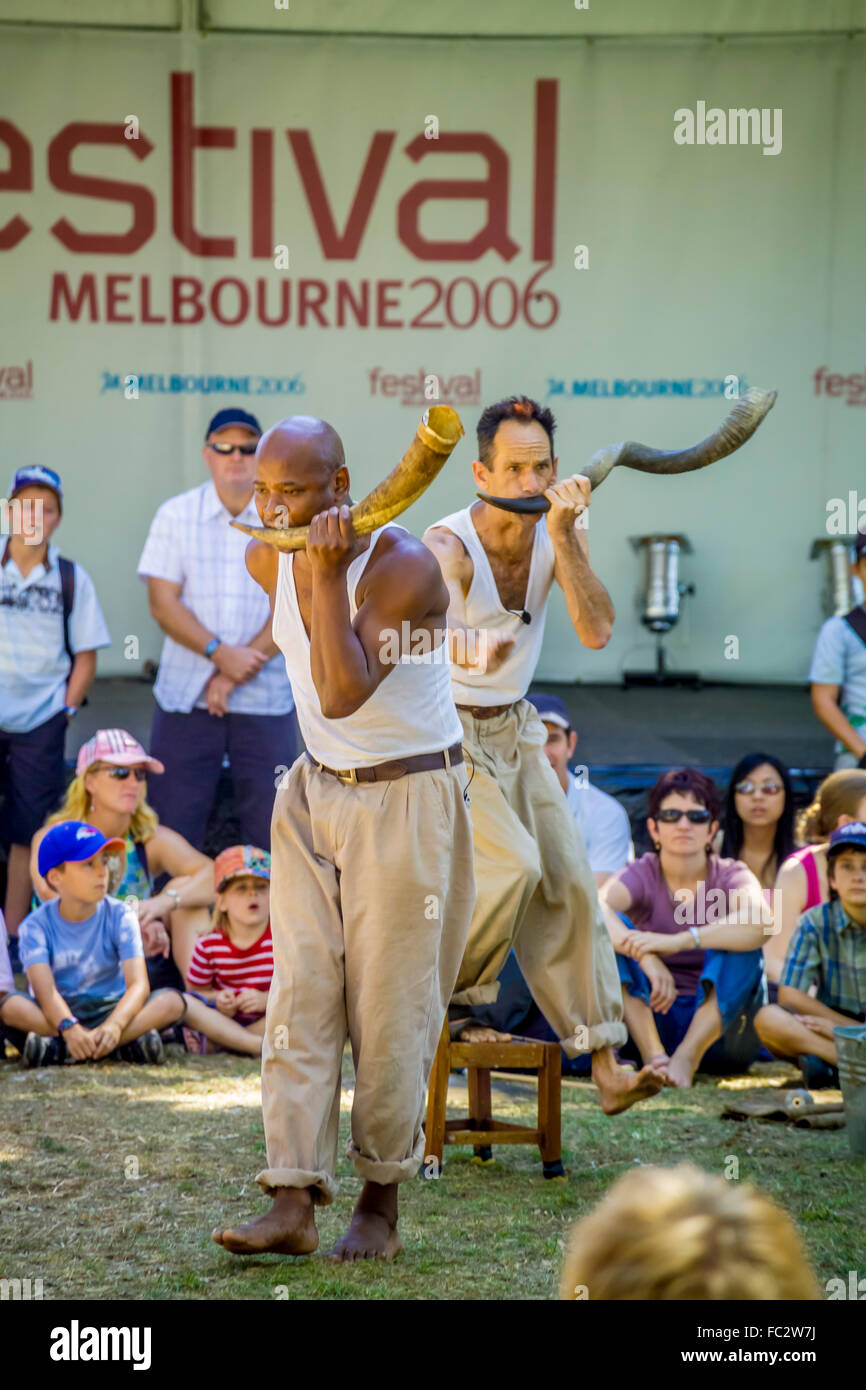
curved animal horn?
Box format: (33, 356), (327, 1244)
(582, 386), (777, 490)
(475, 387), (777, 514)
(230, 406), (464, 551)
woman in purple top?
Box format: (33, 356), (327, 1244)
(599, 768), (768, 1088)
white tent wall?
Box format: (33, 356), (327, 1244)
(0, 3), (862, 683)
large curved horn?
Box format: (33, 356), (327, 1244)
(476, 387), (777, 514)
(231, 405), (464, 551)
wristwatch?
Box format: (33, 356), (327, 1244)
(204, 637), (221, 659)
(688, 926), (702, 948)
(165, 887), (182, 909)
(64, 705), (78, 719)
(57, 1016), (79, 1033)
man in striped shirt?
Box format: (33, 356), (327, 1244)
(756, 821), (866, 1085)
(185, 846), (273, 1031)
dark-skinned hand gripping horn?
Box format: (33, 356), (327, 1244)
(231, 405), (465, 550)
(475, 387), (777, 514)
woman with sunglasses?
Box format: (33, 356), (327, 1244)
(721, 754), (795, 892)
(599, 768), (768, 1088)
(769, 768), (866, 992)
(30, 729), (213, 982)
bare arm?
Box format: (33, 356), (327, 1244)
(765, 857), (810, 980)
(546, 475), (614, 650)
(65, 650), (97, 708)
(422, 524), (516, 673)
(308, 509), (447, 719)
(811, 682), (866, 759)
(598, 875), (635, 950)
(146, 576), (266, 685)
(778, 984), (856, 1028)
(144, 827), (213, 910)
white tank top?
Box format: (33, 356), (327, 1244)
(433, 506), (556, 706)
(272, 523), (463, 767)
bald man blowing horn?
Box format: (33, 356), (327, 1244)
(213, 413), (475, 1262)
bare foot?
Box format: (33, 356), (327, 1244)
(663, 1050), (697, 1089)
(213, 1187), (319, 1256)
(329, 1180), (402, 1263)
(593, 1058), (666, 1115)
(458, 1025), (512, 1044)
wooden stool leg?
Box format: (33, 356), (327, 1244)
(424, 1017), (450, 1176)
(538, 1043), (565, 1179)
(468, 1066), (493, 1162)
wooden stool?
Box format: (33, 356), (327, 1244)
(424, 1019), (565, 1178)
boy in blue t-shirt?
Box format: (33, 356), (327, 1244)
(0, 821), (185, 1066)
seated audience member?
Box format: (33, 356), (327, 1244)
(559, 1164), (819, 1300)
(184, 846), (272, 1054)
(771, 769), (866, 993)
(1, 465), (110, 950)
(809, 530), (866, 770)
(11, 821), (180, 1066)
(720, 753), (794, 891)
(1, 822), (265, 1064)
(600, 769), (768, 1088)
(528, 691), (633, 887)
(31, 729), (213, 987)
(755, 822), (866, 1088)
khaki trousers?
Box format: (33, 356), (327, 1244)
(257, 753), (475, 1204)
(452, 700), (626, 1055)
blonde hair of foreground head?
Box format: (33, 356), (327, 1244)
(559, 1164), (820, 1301)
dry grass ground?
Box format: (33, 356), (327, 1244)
(1, 1047), (862, 1301)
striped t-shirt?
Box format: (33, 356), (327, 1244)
(186, 923), (273, 1021)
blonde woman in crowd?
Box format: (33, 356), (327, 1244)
(31, 729), (213, 983)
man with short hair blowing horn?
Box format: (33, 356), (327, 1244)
(213, 408), (474, 1262)
(423, 388), (775, 1109)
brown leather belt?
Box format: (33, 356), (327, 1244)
(306, 741), (464, 784)
(456, 702), (516, 720)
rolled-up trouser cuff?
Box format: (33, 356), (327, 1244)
(451, 982), (500, 1007)
(255, 1167), (338, 1207)
(561, 1019), (628, 1058)
(347, 1139), (425, 1187)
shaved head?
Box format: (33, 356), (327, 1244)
(257, 415), (345, 481)
(253, 415), (351, 530)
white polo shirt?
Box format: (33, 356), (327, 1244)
(566, 771), (634, 874)
(0, 542), (110, 734)
(137, 479), (294, 717)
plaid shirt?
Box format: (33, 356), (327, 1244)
(137, 480), (293, 716)
(781, 898), (866, 1019)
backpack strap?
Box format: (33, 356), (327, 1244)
(57, 555), (75, 665)
(843, 606), (866, 649)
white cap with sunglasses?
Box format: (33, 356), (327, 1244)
(76, 728), (164, 778)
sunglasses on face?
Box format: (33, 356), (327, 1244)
(656, 808), (712, 824)
(103, 766), (147, 782)
(208, 441), (258, 456)
(735, 780), (783, 796)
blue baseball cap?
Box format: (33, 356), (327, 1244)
(828, 822), (866, 858)
(8, 466), (63, 507)
(527, 691), (572, 731)
(38, 821), (125, 879)
(205, 408), (262, 440)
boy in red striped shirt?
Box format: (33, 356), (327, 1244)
(186, 846), (272, 1045)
